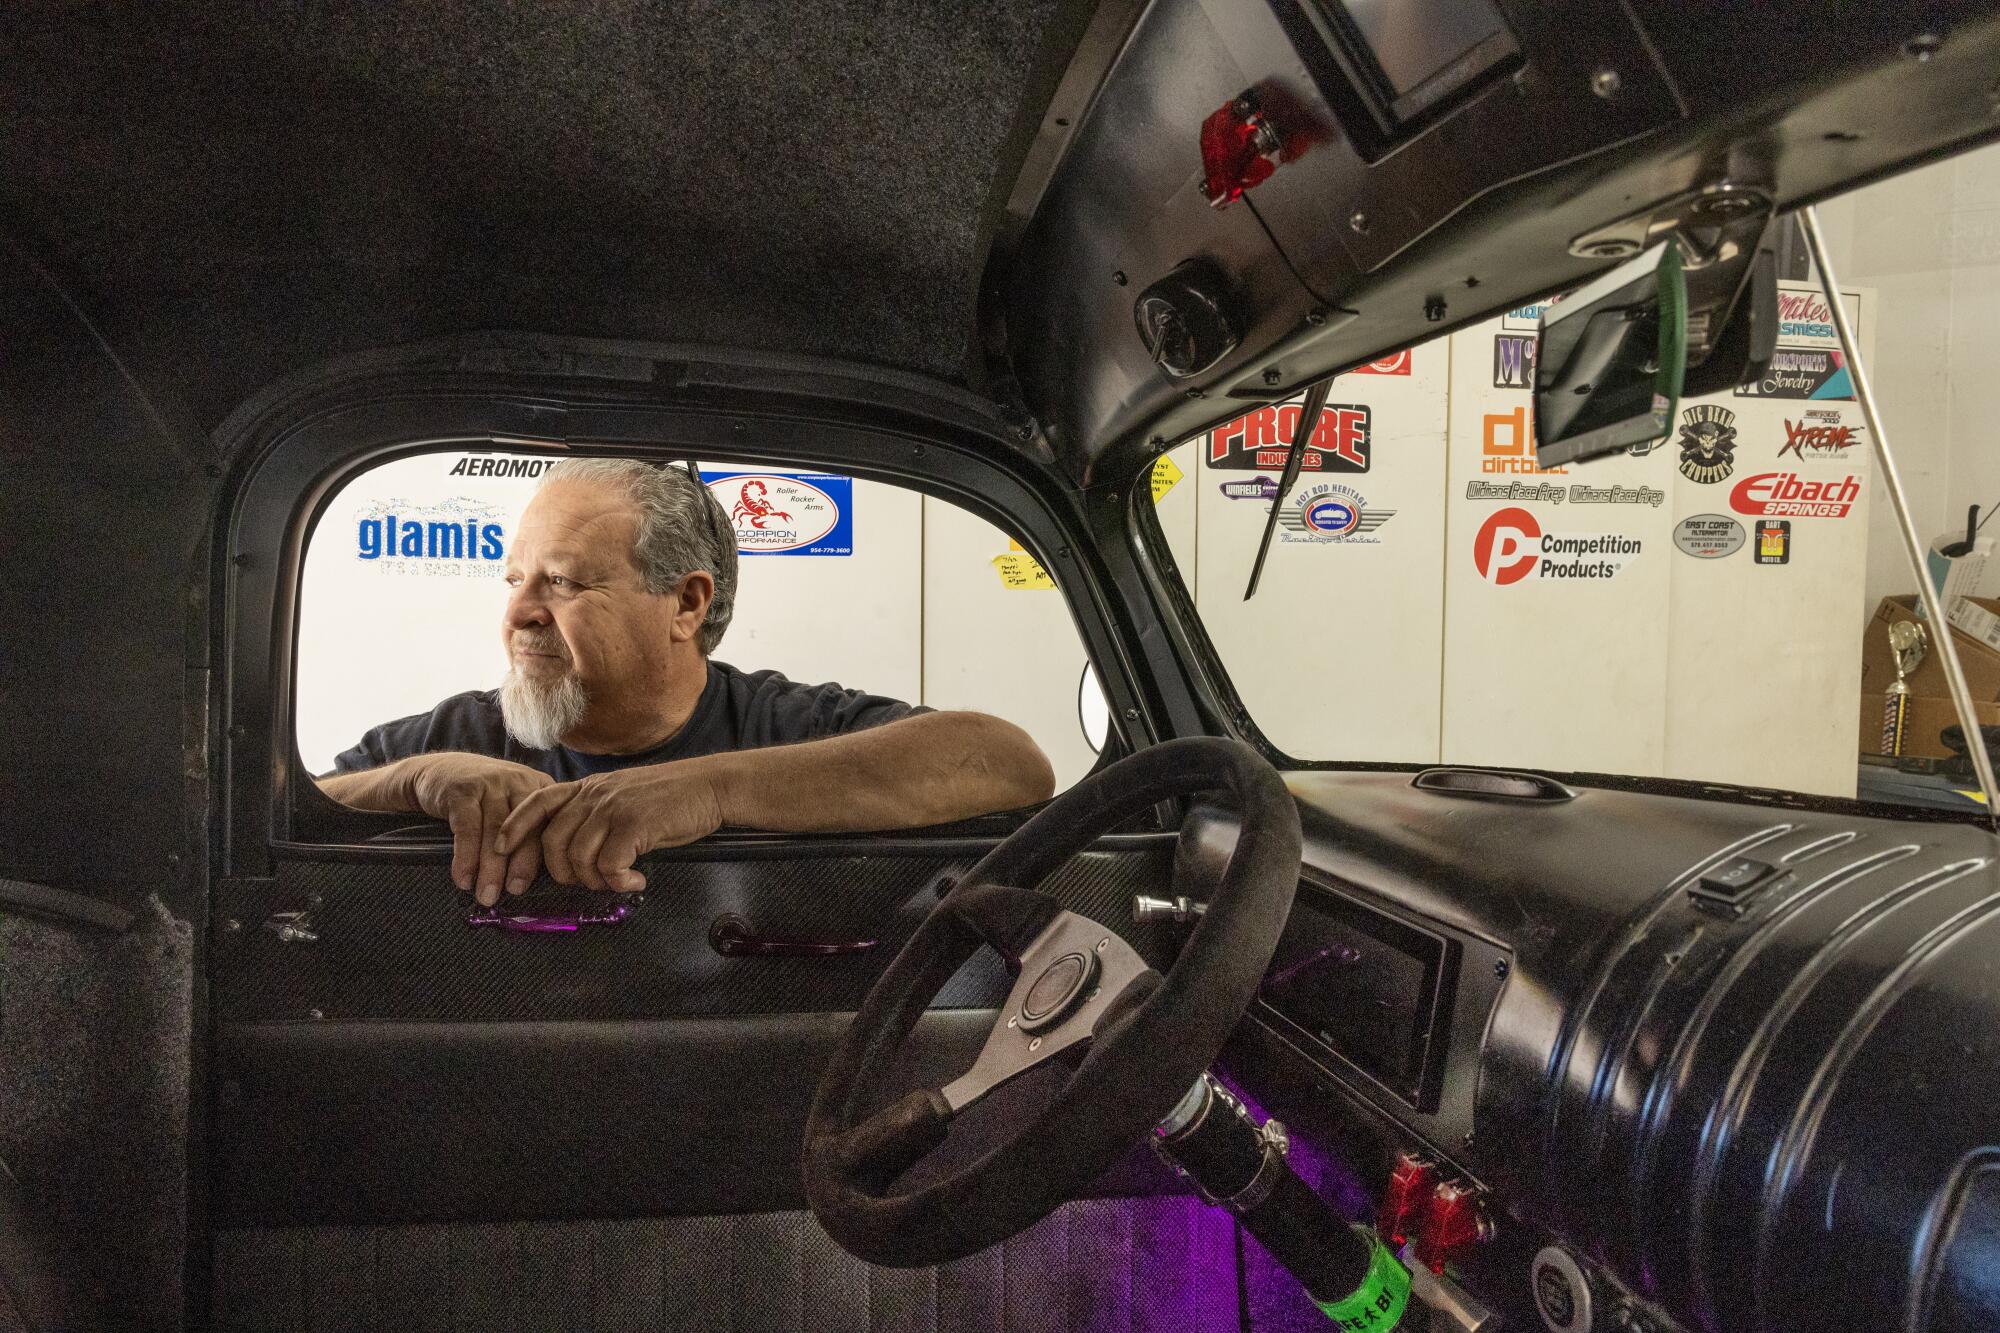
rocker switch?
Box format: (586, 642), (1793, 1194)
(1689, 856), (1776, 914)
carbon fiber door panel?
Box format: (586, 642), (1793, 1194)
(215, 842), (1177, 1024)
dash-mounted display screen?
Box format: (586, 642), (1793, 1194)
(1292, 0), (1520, 135)
(1256, 880), (1458, 1110)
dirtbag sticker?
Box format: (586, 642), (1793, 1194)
(702, 471), (854, 556)
(1473, 507), (1640, 586)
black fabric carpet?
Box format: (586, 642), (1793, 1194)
(0, 900), (193, 1332)
(1, 0), (1061, 432)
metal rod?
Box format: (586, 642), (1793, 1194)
(1798, 206), (2000, 824)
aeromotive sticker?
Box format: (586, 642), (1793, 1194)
(1472, 506), (1641, 586)
(1729, 471), (1861, 519)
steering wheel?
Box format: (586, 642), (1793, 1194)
(803, 736), (1302, 1267)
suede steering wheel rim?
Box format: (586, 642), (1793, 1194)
(802, 736), (1302, 1268)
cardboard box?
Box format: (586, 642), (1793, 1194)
(1948, 597), (2000, 655)
(1861, 595), (2000, 758)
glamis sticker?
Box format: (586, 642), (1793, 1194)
(1278, 483), (1392, 544)
(1754, 519), (1792, 564)
(1677, 404), (1738, 484)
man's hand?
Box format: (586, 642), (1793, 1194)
(496, 762), (726, 894)
(400, 753), (556, 906)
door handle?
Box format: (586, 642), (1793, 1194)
(466, 900), (636, 933)
(708, 913), (876, 957)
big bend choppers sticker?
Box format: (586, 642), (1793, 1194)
(702, 471), (854, 556)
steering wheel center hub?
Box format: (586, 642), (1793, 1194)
(1021, 949), (1098, 1031)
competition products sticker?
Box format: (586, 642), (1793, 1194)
(702, 471), (854, 556)
(1473, 507), (1640, 586)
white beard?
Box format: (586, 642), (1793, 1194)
(498, 665), (590, 750)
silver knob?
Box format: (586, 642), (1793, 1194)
(1131, 894), (1207, 923)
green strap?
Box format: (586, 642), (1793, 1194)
(1314, 1231), (1412, 1330)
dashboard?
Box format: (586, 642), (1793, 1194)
(1182, 769), (2000, 1333)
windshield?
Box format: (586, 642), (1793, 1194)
(1155, 142), (2000, 816)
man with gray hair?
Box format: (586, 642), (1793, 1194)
(319, 458), (1055, 905)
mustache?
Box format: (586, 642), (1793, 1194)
(510, 630), (569, 661)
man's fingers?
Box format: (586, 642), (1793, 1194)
(541, 791), (592, 886)
(503, 829), (542, 898)
(568, 813), (612, 892)
(496, 783), (569, 854)
(446, 801), (481, 893)
(475, 791), (509, 906)
(597, 825), (648, 894)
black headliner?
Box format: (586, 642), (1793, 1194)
(2, 0), (1061, 433)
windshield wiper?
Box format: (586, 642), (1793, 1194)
(1243, 376), (1333, 601)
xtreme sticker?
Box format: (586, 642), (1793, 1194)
(1778, 409), (1862, 459)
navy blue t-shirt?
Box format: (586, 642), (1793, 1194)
(328, 660), (927, 781)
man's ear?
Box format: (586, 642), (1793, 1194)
(669, 571), (715, 644)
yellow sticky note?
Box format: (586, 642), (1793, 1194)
(992, 552), (1055, 590)
(1150, 455), (1183, 502)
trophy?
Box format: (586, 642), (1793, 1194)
(1882, 620), (1928, 755)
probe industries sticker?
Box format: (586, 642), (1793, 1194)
(1207, 403), (1371, 473)
(1473, 506), (1640, 586)
(702, 471), (854, 555)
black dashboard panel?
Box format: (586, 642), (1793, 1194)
(1191, 772), (2000, 1333)
(988, 0), (2000, 483)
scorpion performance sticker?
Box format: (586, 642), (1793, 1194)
(702, 471), (854, 556)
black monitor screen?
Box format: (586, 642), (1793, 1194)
(1336, 0), (1511, 100)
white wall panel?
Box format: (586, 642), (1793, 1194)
(1440, 308), (1675, 774)
(1191, 347), (1450, 763)
(920, 501), (1100, 792)
(1661, 284), (1874, 797)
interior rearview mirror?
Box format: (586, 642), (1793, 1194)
(1532, 241), (1687, 469)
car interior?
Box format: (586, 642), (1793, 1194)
(8, 2), (2000, 1331)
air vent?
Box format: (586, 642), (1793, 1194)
(1412, 768), (1575, 802)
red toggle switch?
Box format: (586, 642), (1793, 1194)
(1376, 1152), (1436, 1248)
(1413, 1180), (1494, 1274)
(1199, 92), (1283, 209)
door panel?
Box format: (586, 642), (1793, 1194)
(209, 838), (1183, 1231)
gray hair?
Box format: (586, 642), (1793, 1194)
(539, 457), (738, 654)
